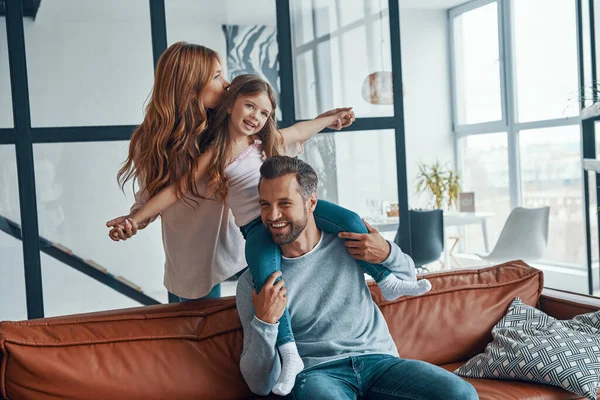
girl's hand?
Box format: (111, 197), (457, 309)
(338, 219), (391, 264)
(317, 107), (355, 130)
(333, 110), (355, 130)
(252, 271), (287, 325)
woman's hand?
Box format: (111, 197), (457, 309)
(106, 215), (146, 241)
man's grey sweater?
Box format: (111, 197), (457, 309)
(236, 231), (417, 396)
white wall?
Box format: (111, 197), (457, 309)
(400, 9), (454, 209)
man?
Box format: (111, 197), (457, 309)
(236, 156), (478, 399)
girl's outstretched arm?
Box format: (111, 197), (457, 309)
(128, 148), (214, 224)
(279, 108), (354, 147)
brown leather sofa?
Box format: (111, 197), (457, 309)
(1, 260), (599, 400)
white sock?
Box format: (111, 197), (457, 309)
(378, 274), (432, 301)
(272, 342), (304, 396)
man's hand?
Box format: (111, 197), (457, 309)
(338, 219), (391, 264)
(252, 271), (288, 325)
(106, 215), (147, 241)
(316, 107), (355, 130)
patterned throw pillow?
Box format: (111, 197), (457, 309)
(455, 297), (600, 400)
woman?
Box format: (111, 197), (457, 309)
(106, 41), (353, 301)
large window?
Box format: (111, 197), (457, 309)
(451, 0), (584, 281)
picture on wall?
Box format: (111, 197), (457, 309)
(222, 24), (280, 115)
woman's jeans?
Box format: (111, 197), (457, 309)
(288, 354), (479, 400)
(168, 283), (221, 302)
(168, 268), (248, 302)
(241, 200), (393, 347)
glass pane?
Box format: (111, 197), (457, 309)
(0, 145), (21, 224)
(0, 15), (13, 128)
(595, 121), (600, 159)
(520, 125), (585, 265)
(41, 254), (141, 317)
(594, 0), (600, 93)
(25, 0), (154, 127)
(513, 0), (579, 122)
(166, 0), (280, 119)
(291, 0), (394, 119)
(453, 2), (502, 125)
(459, 133), (511, 253)
(33, 142), (168, 305)
(291, 0), (315, 47)
(0, 145), (27, 320)
(587, 171), (598, 273)
(337, 0), (363, 27)
(0, 232), (27, 321)
(582, 0), (593, 107)
(299, 130), (398, 241)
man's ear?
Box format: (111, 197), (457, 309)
(308, 193), (318, 212)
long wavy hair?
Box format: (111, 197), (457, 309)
(199, 74), (281, 198)
(117, 42), (220, 203)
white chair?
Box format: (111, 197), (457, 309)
(477, 207), (550, 264)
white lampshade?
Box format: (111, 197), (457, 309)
(361, 71), (394, 105)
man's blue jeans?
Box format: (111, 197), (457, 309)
(288, 354), (478, 400)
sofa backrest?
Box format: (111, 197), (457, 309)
(0, 299), (249, 400)
(371, 260), (543, 365)
(0, 261), (542, 400)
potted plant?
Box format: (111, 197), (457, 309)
(415, 161), (461, 210)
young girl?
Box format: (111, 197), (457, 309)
(119, 75), (432, 395)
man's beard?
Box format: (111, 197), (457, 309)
(268, 207), (308, 246)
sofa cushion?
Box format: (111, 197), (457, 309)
(455, 297), (600, 400)
(442, 363), (586, 400)
(371, 260), (543, 365)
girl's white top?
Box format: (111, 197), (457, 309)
(225, 139), (304, 227)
